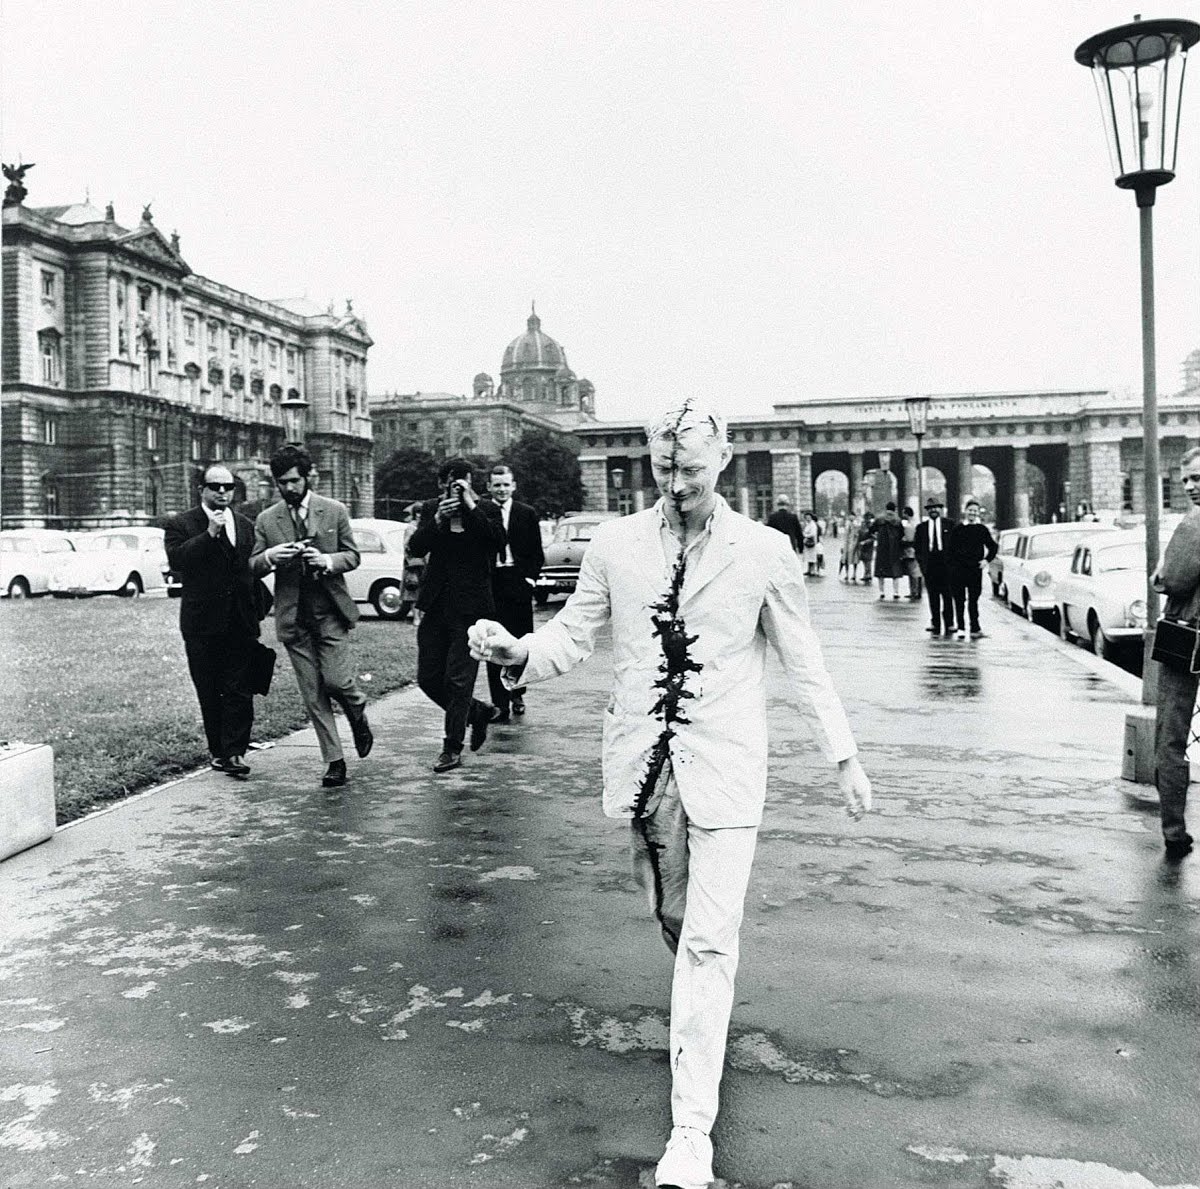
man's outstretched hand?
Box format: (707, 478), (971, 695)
(468, 619), (529, 667)
(837, 755), (873, 821)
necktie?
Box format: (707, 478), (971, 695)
(933, 520), (941, 551)
(291, 506), (308, 541)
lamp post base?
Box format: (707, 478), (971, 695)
(1121, 707), (1157, 785)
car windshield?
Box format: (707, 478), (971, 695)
(1096, 543), (1145, 572)
(103, 535), (141, 550)
(1028, 531), (1101, 559)
(41, 537), (74, 552)
(554, 522), (597, 543)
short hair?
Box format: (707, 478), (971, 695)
(646, 399), (728, 447)
(1182, 446), (1200, 468)
(490, 464), (514, 479)
(776, 494), (791, 505)
(902, 506), (914, 516)
(964, 497), (981, 509)
(202, 463), (233, 485)
(885, 501), (896, 511)
(437, 456), (472, 483)
(269, 445), (312, 479)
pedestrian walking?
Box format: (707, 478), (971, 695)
(164, 464), (261, 778)
(467, 400), (872, 1189)
(251, 446), (373, 789)
(900, 506), (922, 600)
(854, 512), (876, 583)
(913, 497), (956, 637)
(947, 498), (998, 639)
(766, 494), (803, 553)
(801, 510), (821, 575)
(485, 464), (543, 723)
(871, 501), (906, 600)
(838, 513), (857, 581)
(408, 456), (506, 773)
(1152, 445), (1200, 861)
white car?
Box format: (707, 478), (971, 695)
(0, 529), (78, 598)
(1055, 531), (1150, 660)
(534, 512), (621, 606)
(345, 517), (422, 620)
(1002, 522), (1117, 625)
(988, 528), (1020, 598)
(49, 527), (168, 597)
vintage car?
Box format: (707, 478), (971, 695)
(534, 512), (620, 606)
(346, 516), (422, 620)
(0, 529), (78, 598)
(1055, 530), (1149, 660)
(988, 528), (1020, 598)
(1001, 522), (1117, 626)
(48, 527), (169, 597)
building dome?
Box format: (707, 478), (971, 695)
(501, 306), (567, 377)
(555, 362), (577, 382)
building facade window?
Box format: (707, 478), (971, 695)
(268, 341), (279, 367)
(38, 329), (62, 386)
(146, 423), (159, 450)
(138, 286), (151, 314)
(191, 436), (201, 461)
(286, 348), (296, 373)
(229, 326), (240, 353)
(184, 314), (196, 343)
(42, 477), (59, 518)
(249, 334), (260, 363)
(43, 415), (58, 445)
(41, 269), (56, 303)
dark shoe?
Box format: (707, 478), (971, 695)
(510, 695), (525, 717)
(493, 709), (511, 724)
(469, 705), (498, 752)
(971, 629), (986, 639)
(929, 629), (943, 638)
(925, 625), (940, 633)
(433, 749), (462, 773)
(321, 759), (347, 788)
(1165, 833), (1194, 861)
(211, 755), (250, 777)
(348, 708), (373, 758)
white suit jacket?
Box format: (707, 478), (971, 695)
(518, 497), (857, 828)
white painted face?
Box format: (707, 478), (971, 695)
(649, 429), (733, 520)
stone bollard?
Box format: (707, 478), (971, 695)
(0, 743), (55, 862)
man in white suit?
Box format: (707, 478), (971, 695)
(469, 401), (871, 1189)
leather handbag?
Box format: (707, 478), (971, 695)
(1150, 617), (1200, 674)
(248, 641), (278, 695)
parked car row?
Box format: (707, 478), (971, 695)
(989, 516), (1186, 664)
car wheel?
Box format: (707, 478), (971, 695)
(1089, 615), (1114, 661)
(991, 578), (1001, 597)
(1023, 591), (1038, 623)
(1058, 607), (1072, 642)
(534, 590), (549, 607)
(6, 577), (30, 599)
(370, 580), (406, 620)
(120, 573), (143, 598)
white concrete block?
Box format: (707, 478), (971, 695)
(0, 744), (55, 861)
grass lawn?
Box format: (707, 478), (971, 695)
(0, 596), (419, 823)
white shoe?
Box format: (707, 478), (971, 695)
(655, 1126), (714, 1188)
(955, 629), (966, 639)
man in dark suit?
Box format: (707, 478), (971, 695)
(251, 445), (372, 789)
(485, 464), (544, 722)
(408, 457), (506, 772)
(765, 494), (802, 553)
(165, 464), (260, 777)
(913, 496), (957, 637)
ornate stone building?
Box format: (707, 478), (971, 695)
(573, 377), (1200, 527)
(372, 305), (596, 465)
(2, 191), (374, 528)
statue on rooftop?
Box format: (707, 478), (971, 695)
(2, 161), (35, 207)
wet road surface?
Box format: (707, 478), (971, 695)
(2, 579), (1198, 1188)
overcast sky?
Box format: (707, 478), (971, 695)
(4, 1), (1199, 424)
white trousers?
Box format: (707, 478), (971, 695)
(631, 771), (759, 1132)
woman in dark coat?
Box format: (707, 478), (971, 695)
(871, 502), (906, 599)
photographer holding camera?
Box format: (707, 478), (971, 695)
(408, 457), (506, 772)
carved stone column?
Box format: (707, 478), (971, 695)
(957, 447), (974, 513)
(578, 455), (608, 513)
(849, 452), (865, 514)
(1013, 446), (1031, 527)
(734, 452), (750, 517)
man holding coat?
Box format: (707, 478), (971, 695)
(468, 401), (871, 1189)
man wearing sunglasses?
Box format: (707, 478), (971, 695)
(165, 464), (261, 777)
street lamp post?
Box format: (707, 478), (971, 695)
(904, 396), (931, 516)
(1075, 15), (1200, 773)
(280, 392), (310, 447)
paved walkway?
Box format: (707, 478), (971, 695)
(2, 580), (1197, 1189)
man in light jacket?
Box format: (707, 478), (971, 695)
(252, 445), (372, 789)
(468, 400), (872, 1189)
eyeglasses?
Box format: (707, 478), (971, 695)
(204, 482), (235, 492)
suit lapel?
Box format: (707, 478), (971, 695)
(679, 512), (737, 609)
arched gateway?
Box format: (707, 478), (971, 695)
(574, 385), (1200, 527)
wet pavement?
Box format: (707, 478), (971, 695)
(2, 579), (1198, 1189)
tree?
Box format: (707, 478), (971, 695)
(501, 429), (585, 518)
(375, 447), (439, 519)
